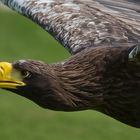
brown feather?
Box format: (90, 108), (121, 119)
(53, 46), (140, 127)
(12, 46), (140, 127)
(1, 0), (140, 128)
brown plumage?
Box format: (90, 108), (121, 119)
(7, 45), (140, 128)
(0, 0), (140, 128)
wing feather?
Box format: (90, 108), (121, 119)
(0, 0), (140, 54)
(96, 0), (140, 29)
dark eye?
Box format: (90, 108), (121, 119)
(21, 70), (31, 79)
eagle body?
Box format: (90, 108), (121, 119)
(0, 0), (140, 128)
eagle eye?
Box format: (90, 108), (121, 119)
(21, 70), (31, 79)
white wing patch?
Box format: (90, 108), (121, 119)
(62, 3), (80, 11)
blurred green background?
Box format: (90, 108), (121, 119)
(0, 6), (140, 140)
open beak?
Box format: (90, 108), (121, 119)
(0, 62), (25, 89)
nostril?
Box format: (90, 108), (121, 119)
(0, 66), (4, 71)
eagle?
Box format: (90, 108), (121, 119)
(0, 0), (140, 128)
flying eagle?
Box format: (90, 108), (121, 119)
(0, 0), (140, 128)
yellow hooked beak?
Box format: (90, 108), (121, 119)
(0, 62), (25, 89)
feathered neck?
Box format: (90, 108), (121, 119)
(48, 46), (140, 127)
(49, 47), (128, 111)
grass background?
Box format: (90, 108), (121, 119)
(0, 7), (140, 140)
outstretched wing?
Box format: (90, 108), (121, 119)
(0, 0), (140, 54)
